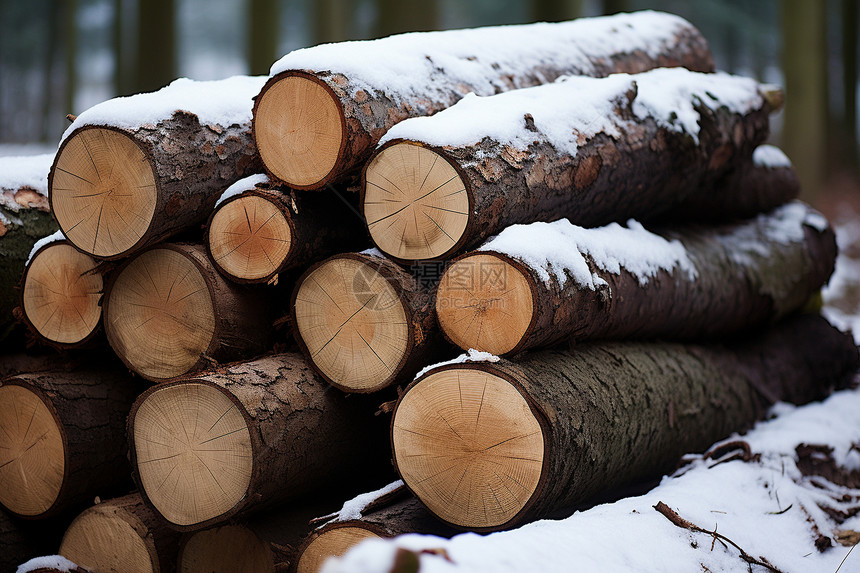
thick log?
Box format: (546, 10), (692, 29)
(291, 251), (447, 393)
(128, 352), (395, 531)
(391, 313), (859, 532)
(49, 77), (265, 260)
(103, 243), (273, 383)
(0, 509), (65, 573)
(361, 69), (774, 262)
(254, 11), (713, 190)
(206, 174), (367, 284)
(59, 493), (182, 573)
(0, 360), (139, 519)
(436, 201), (835, 355)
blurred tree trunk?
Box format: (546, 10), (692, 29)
(64, 0), (77, 115)
(42, 0), (59, 140)
(844, 0), (858, 171)
(315, 0), (350, 45)
(781, 0), (828, 201)
(375, 0), (438, 37)
(114, 0), (133, 96)
(531, 0), (583, 22)
(249, 0), (279, 75)
(602, 0), (629, 14)
(135, 0), (175, 93)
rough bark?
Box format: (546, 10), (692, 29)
(393, 313), (859, 532)
(0, 509), (65, 573)
(129, 353), (396, 532)
(1, 361), (141, 519)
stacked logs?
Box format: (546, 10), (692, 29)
(2, 10), (858, 573)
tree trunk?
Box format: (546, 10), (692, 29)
(362, 68), (776, 262)
(206, 176), (368, 284)
(253, 11), (713, 190)
(50, 77), (265, 260)
(392, 314), (859, 532)
(436, 202), (834, 355)
(103, 243), (273, 383)
(135, 0), (175, 94)
(249, 0), (280, 76)
(128, 352), (395, 532)
(291, 252), (447, 393)
(0, 509), (66, 573)
(0, 361), (140, 519)
(59, 493), (182, 573)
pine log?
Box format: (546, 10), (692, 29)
(0, 361), (139, 519)
(49, 77), (265, 260)
(291, 251), (446, 393)
(0, 154), (59, 342)
(206, 174), (367, 284)
(253, 11), (713, 190)
(103, 242), (273, 383)
(436, 201), (835, 355)
(0, 351), (63, 379)
(392, 313), (859, 532)
(128, 352), (395, 531)
(361, 69), (774, 263)
(0, 509), (65, 573)
(59, 493), (182, 573)
(19, 237), (103, 348)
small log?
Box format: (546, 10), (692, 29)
(436, 202), (835, 355)
(20, 237), (103, 348)
(253, 11), (713, 190)
(291, 252), (445, 393)
(0, 360), (139, 519)
(391, 313), (858, 532)
(206, 174), (367, 284)
(128, 352), (394, 531)
(103, 242), (273, 383)
(49, 76), (265, 260)
(0, 510), (65, 573)
(361, 69), (773, 262)
(59, 493), (182, 573)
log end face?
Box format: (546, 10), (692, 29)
(392, 367), (544, 529)
(296, 527), (381, 573)
(294, 256), (409, 392)
(208, 194), (292, 282)
(51, 127), (156, 259)
(133, 382), (253, 528)
(254, 74), (343, 188)
(59, 503), (156, 573)
(436, 254), (534, 355)
(0, 383), (64, 517)
(364, 143), (470, 261)
(22, 242), (102, 345)
(180, 525), (274, 573)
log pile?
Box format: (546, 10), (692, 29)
(2, 9), (858, 572)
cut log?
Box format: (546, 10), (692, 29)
(206, 174), (367, 284)
(20, 237), (103, 348)
(1, 509), (65, 573)
(361, 69), (774, 262)
(103, 242), (273, 382)
(436, 202), (836, 355)
(59, 493), (182, 573)
(0, 154), (59, 342)
(129, 352), (394, 531)
(254, 11), (713, 190)
(291, 251), (445, 393)
(392, 313), (859, 531)
(49, 76), (265, 260)
(0, 361), (139, 519)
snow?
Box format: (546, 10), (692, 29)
(823, 215), (860, 343)
(16, 555), (81, 573)
(314, 480), (406, 525)
(414, 349), (500, 380)
(478, 218), (695, 288)
(25, 230), (65, 266)
(272, 11), (700, 104)
(359, 247), (386, 259)
(753, 144), (792, 169)
(0, 154), (53, 213)
(214, 173), (270, 208)
(60, 75), (267, 143)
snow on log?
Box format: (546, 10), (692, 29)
(58, 493), (182, 573)
(0, 154), (59, 341)
(254, 10), (714, 190)
(15, 555), (88, 573)
(129, 352), (394, 532)
(391, 313), (858, 532)
(102, 243), (273, 383)
(206, 174), (367, 284)
(291, 251), (447, 393)
(362, 68), (775, 263)
(19, 237), (103, 348)
(1, 510), (64, 573)
(436, 201), (835, 355)
(49, 76), (265, 260)
(0, 361), (139, 519)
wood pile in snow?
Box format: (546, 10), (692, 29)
(1, 10), (858, 573)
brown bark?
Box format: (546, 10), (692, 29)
(129, 353), (396, 532)
(0, 509), (65, 573)
(393, 313), (859, 532)
(1, 360), (141, 519)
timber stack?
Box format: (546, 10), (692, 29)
(1, 10), (857, 572)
